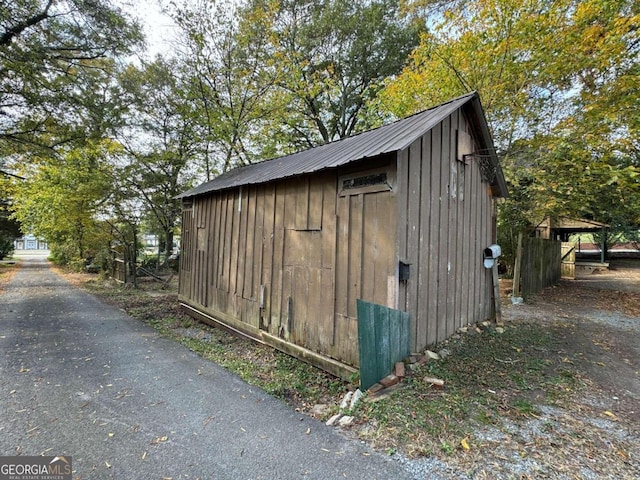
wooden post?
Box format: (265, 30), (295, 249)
(492, 263), (502, 324)
(512, 232), (523, 298)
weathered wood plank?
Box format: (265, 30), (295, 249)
(460, 118), (472, 327)
(284, 179), (296, 230)
(417, 132), (432, 349)
(261, 184), (275, 330)
(361, 193), (377, 303)
(480, 177), (490, 317)
(292, 265), (308, 344)
(396, 148), (410, 312)
(304, 267), (322, 350)
(295, 177), (309, 230)
(318, 267), (334, 354)
(242, 186), (256, 299)
(205, 197), (214, 307)
(427, 122), (442, 347)
(321, 172), (337, 269)
(320, 173), (337, 349)
(406, 138), (422, 346)
(470, 152), (481, 322)
(211, 194), (221, 289)
(437, 118), (450, 343)
(335, 195), (349, 321)
(281, 267), (292, 338)
(444, 113), (457, 340)
(180, 300), (358, 380)
(221, 192), (233, 292)
(450, 115), (461, 329)
(375, 190), (396, 308)
(347, 194), (363, 319)
(232, 187), (250, 297)
(521, 238), (561, 297)
(272, 183), (286, 331)
(308, 176), (323, 230)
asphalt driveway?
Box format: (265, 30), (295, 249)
(0, 254), (411, 479)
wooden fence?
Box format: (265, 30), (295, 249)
(520, 238), (561, 299)
(113, 257), (128, 283)
(112, 248), (132, 284)
(561, 242), (576, 279)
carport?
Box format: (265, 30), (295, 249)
(537, 217), (610, 276)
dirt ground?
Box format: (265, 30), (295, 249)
(506, 259), (640, 409)
(453, 258), (640, 479)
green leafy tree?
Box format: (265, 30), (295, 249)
(0, 0), (143, 153)
(246, 0), (424, 149)
(8, 140), (117, 268)
(99, 173), (144, 286)
(117, 57), (198, 261)
(166, 0), (423, 173)
(0, 199), (20, 259)
(381, 0), (640, 263)
(168, 0), (281, 175)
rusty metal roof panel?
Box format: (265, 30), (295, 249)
(179, 93), (478, 198)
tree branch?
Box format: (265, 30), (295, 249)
(0, 0), (55, 47)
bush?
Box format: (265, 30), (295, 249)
(68, 256), (87, 272)
(92, 247), (114, 274)
(0, 235), (14, 259)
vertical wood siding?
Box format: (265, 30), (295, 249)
(179, 166), (396, 368)
(397, 111), (494, 352)
(179, 108), (499, 370)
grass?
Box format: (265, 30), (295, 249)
(355, 323), (583, 457)
(66, 273), (586, 460)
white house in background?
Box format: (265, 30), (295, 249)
(141, 234), (180, 255)
(14, 234), (48, 250)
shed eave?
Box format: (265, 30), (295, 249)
(177, 91), (507, 199)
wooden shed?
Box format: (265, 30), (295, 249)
(177, 92), (508, 378)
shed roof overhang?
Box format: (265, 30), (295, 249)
(540, 217), (610, 234)
(178, 92), (508, 199)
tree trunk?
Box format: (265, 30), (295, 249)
(165, 229), (174, 260)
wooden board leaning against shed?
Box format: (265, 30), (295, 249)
(177, 92), (508, 379)
(357, 299), (411, 391)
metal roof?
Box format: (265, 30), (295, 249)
(179, 92), (507, 198)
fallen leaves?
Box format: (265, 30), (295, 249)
(150, 436), (169, 445)
(460, 438), (471, 451)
